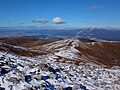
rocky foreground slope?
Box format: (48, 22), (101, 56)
(0, 38), (120, 90)
(0, 52), (120, 90)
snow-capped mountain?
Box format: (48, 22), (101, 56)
(1, 27), (120, 41)
(77, 27), (120, 41)
(0, 38), (120, 90)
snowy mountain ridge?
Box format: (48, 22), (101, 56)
(0, 38), (120, 90)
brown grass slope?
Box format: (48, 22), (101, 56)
(0, 38), (55, 56)
(0, 42), (42, 56)
(76, 42), (120, 67)
(0, 38), (120, 67)
(0, 38), (55, 48)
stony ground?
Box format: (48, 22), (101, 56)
(0, 52), (120, 90)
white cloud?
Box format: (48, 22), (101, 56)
(32, 19), (48, 24)
(52, 17), (66, 24)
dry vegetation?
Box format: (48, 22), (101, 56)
(0, 38), (56, 56)
(76, 42), (120, 67)
(0, 38), (120, 67)
(0, 38), (55, 48)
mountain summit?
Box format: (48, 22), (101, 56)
(1, 38), (120, 67)
(0, 38), (120, 90)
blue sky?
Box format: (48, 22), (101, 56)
(0, 0), (120, 27)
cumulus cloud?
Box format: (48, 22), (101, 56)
(32, 19), (48, 24)
(52, 17), (66, 24)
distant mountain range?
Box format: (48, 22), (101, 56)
(0, 27), (120, 41)
(76, 27), (120, 41)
